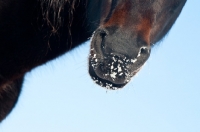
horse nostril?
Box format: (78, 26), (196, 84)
(100, 30), (107, 39)
(137, 46), (150, 57)
(99, 30), (107, 50)
(141, 47), (148, 54)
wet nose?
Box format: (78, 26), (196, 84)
(137, 46), (150, 57)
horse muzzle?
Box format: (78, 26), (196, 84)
(89, 28), (151, 90)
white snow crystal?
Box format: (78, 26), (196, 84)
(110, 72), (117, 79)
(131, 59), (137, 63)
(111, 65), (114, 70)
(118, 66), (122, 72)
(119, 72), (123, 76)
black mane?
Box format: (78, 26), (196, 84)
(40, 0), (77, 33)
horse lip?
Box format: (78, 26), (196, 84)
(89, 61), (127, 90)
(88, 50), (143, 89)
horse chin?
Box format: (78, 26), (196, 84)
(88, 53), (142, 90)
(89, 59), (144, 90)
(89, 64), (128, 90)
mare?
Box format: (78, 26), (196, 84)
(0, 0), (186, 122)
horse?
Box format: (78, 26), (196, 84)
(0, 0), (186, 122)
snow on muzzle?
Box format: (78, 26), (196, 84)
(89, 47), (149, 90)
(88, 29), (151, 90)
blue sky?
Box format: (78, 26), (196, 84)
(0, 1), (199, 132)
